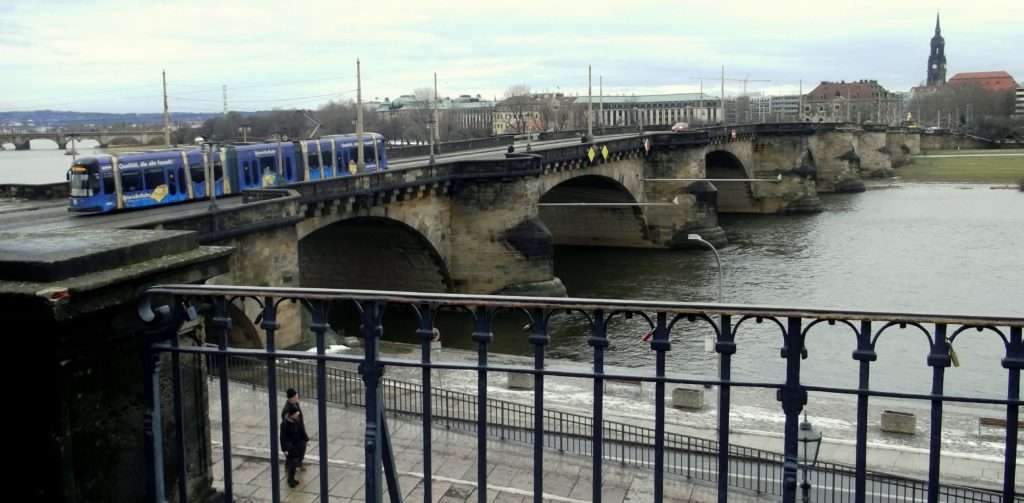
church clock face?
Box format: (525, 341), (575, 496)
(932, 64), (938, 69)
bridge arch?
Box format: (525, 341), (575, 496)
(106, 136), (142, 147)
(64, 138), (101, 149)
(538, 174), (651, 247)
(705, 149), (755, 213)
(28, 138), (60, 150)
(298, 216), (452, 293)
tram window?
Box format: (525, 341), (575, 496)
(213, 162), (223, 181)
(307, 152), (320, 168)
(285, 157), (293, 179)
(178, 168), (186, 190)
(144, 169), (165, 190)
(103, 175), (114, 194)
(243, 161), (252, 185)
(167, 170), (178, 195)
(259, 156), (276, 173)
(122, 172), (143, 192)
(322, 148), (332, 167)
(190, 165), (205, 183)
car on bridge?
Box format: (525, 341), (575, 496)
(671, 122), (690, 132)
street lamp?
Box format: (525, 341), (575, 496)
(797, 411), (823, 503)
(687, 233), (722, 304)
(687, 233), (722, 394)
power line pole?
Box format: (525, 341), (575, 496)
(599, 75), (604, 132)
(162, 70), (170, 147)
(721, 65), (726, 125)
(356, 58), (364, 170)
(222, 85), (228, 117)
(587, 65), (593, 140)
(429, 72), (437, 165)
(798, 80), (803, 122)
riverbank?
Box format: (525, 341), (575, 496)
(902, 149), (1024, 184)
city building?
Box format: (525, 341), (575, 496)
(947, 71), (1018, 93)
(1015, 87), (1024, 117)
(802, 80), (903, 124)
(492, 93), (572, 134)
(574, 93), (722, 128)
(769, 95), (802, 121)
(376, 94), (495, 137)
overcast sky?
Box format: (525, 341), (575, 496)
(1, 0), (1021, 113)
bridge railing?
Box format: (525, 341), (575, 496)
(140, 285), (1022, 503)
(213, 354), (1006, 502)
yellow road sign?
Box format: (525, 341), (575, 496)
(587, 146), (596, 162)
(601, 145), (609, 160)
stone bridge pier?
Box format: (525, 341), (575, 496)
(704, 137), (823, 213)
(806, 129), (867, 192)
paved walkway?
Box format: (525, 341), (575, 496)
(210, 380), (773, 503)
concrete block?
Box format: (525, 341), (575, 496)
(880, 410), (916, 435)
(604, 378), (642, 398)
(672, 387), (705, 410)
(506, 372), (534, 390)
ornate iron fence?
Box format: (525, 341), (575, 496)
(139, 285), (1022, 503)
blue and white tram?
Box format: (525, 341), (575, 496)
(68, 133), (389, 213)
(68, 149), (227, 212)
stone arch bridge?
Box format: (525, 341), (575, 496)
(132, 123), (909, 346)
(0, 130), (166, 150)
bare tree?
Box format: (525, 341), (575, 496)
(498, 85), (535, 134)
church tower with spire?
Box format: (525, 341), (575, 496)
(927, 12), (947, 86)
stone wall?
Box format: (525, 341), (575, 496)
(449, 176), (565, 296)
(642, 146), (725, 246)
(806, 131), (866, 192)
(886, 132), (921, 167)
(855, 131), (894, 179)
(919, 132), (991, 151)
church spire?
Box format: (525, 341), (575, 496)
(935, 11), (941, 34)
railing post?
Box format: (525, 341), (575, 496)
(261, 298), (282, 502)
(415, 303), (435, 503)
(1001, 326), (1022, 502)
(716, 314), (735, 503)
(310, 302), (331, 500)
(650, 312), (670, 503)
(169, 313), (188, 503)
(471, 307), (494, 503)
(926, 324), (950, 503)
(142, 331), (167, 503)
(779, 316), (805, 503)
(852, 320), (875, 503)
(529, 307), (550, 503)
(211, 298), (233, 503)
(362, 301), (385, 503)
(589, 310), (608, 503)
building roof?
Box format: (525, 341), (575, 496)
(948, 71), (1018, 92)
(807, 80), (891, 100)
(571, 93), (709, 105)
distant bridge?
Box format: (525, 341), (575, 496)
(0, 130), (166, 150)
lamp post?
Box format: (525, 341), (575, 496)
(687, 233), (722, 396)
(67, 134), (78, 163)
(797, 411), (823, 503)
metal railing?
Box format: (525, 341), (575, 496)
(215, 355), (1007, 503)
(140, 285), (1023, 503)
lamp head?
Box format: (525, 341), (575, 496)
(687, 234), (703, 241)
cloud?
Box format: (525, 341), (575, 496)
(1, 0), (1021, 112)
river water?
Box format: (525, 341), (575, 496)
(4, 147), (1023, 461)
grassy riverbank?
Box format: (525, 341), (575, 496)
(901, 150), (1024, 184)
